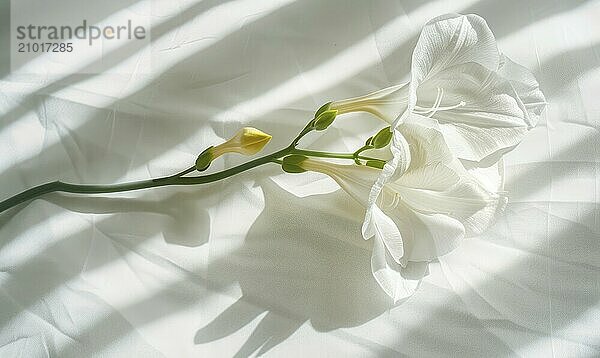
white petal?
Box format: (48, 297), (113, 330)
(400, 189), (486, 221)
(362, 205), (404, 263)
(397, 115), (454, 167)
(418, 62), (532, 162)
(388, 161), (505, 238)
(398, 180), (498, 221)
(464, 158), (505, 193)
(463, 193), (507, 236)
(419, 63), (527, 126)
(497, 54), (547, 128)
(406, 14), (542, 164)
(410, 13), (500, 106)
(438, 122), (528, 163)
(388, 206), (466, 261)
(384, 119), (504, 259)
(390, 162), (460, 191)
(371, 234), (429, 302)
(301, 159), (380, 207)
(269, 172), (339, 198)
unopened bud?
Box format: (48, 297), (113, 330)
(195, 127), (272, 171)
(314, 102), (332, 118)
(372, 126), (392, 149)
(365, 160), (385, 169)
(218, 127), (272, 156)
(281, 155), (308, 173)
(313, 109), (338, 131)
(195, 146), (213, 171)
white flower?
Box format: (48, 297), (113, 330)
(299, 122), (507, 301)
(275, 14), (544, 301)
(352, 15), (544, 300)
(331, 14), (545, 164)
(406, 14), (546, 163)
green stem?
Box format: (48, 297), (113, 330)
(0, 147), (292, 214)
(166, 166), (196, 179)
(290, 124), (314, 147)
(292, 149), (385, 164)
(0, 116), (385, 214)
(291, 149), (355, 160)
(353, 145), (372, 156)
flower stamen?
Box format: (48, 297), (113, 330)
(414, 87), (466, 117)
(380, 189), (402, 210)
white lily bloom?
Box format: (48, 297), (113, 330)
(331, 14), (545, 164)
(274, 14), (543, 301)
(300, 122), (507, 301)
(347, 15), (543, 299)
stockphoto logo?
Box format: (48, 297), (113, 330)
(16, 20), (147, 46)
(10, 0), (152, 75)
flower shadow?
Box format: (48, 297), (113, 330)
(194, 179), (396, 356)
(46, 186), (221, 248)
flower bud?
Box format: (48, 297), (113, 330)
(195, 147), (214, 171)
(313, 109), (338, 131)
(281, 155), (308, 173)
(365, 160), (385, 169)
(372, 126), (392, 149)
(195, 127), (272, 171)
(218, 127), (272, 156)
(314, 102), (332, 118)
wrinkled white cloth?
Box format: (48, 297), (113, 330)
(0, 0), (599, 357)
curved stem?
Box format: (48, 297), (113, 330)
(353, 145), (372, 156)
(289, 113), (321, 148)
(290, 126), (313, 147)
(0, 114), (387, 215)
(0, 115), (315, 214)
(173, 148), (290, 185)
(0, 147), (292, 214)
(166, 166), (196, 179)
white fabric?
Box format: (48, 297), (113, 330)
(1, 0), (599, 357)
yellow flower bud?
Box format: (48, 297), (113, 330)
(195, 127), (272, 171)
(213, 127), (272, 157)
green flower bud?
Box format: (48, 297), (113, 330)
(365, 160), (386, 169)
(314, 102), (332, 118)
(281, 154), (308, 173)
(372, 126), (392, 149)
(313, 109), (338, 131)
(195, 146), (214, 171)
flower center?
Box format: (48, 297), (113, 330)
(413, 88), (465, 118)
(379, 188), (402, 211)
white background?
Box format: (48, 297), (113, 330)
(0, 0), (599, 357)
